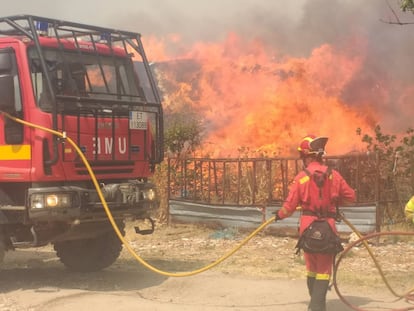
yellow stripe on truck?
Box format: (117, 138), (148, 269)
(0, 145), (31, 160)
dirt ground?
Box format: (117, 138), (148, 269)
(0, 220), (413, 311)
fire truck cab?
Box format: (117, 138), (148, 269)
(0, 15), (163, 271)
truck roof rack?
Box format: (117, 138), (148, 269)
(0, 14), (161, 107)
(0, 15), (142, 45)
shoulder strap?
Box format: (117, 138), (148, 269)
(326, 166), (332, 177)
(322, 166), (341, 221)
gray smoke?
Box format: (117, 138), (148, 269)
(2, 0), (414, 131)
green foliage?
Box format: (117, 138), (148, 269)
(358, 125), (414, 224)
(151, 161), (169, 222)
(401, 0), (414, 12)
(394, 128), (414, 206)
(164, 105), (203, 156)
(358, 125), (397, 157)
(358, 125), (398, 181)
(153, 104), (204, 223)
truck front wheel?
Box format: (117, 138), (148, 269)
(53, 224), (125, 272)
(0, 233), (5, 263)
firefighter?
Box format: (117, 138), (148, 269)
(274, 134), (356, 311)
(405, 196), (414, 223)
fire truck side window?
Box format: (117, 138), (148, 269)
(0, 49), (23, 144)
(0, 49), (22, 114)
(29, 57), (52, 109)
(28, 48), (68, 108)
(11, 61), (22, 115)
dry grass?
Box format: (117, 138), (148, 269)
(121, 220), (414, 297)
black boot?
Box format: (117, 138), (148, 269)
(308, 279), (329, 311)
(307, 276), (315, 297)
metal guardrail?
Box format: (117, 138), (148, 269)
(169, 200), (378, 235)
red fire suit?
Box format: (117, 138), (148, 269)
(276, 160), (355, 279)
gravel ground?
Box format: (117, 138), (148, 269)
(0, 221), (413, 311)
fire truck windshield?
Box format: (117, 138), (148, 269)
(28, 47), (151, 109)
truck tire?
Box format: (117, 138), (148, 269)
(0, 233), (5, 263)
(53, 223), (125, 272)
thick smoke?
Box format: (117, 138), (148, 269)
(3, 0), (414, 133)
(113, 0), (414, 132)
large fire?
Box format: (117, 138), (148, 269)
(143, 33), (386, 158)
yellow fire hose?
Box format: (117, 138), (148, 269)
(0, 111), (274, 277)
(334, 215), (414, 311)
(3, 111), (414, 310)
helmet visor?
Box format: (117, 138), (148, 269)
(309, 136), (328, 155)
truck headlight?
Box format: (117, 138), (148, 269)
(142, 188), (156, 201)
(30, 193), (73, 209)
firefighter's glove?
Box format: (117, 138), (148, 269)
(274, 210), (282, 222)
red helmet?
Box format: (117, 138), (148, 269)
(297, 134), (328, 158)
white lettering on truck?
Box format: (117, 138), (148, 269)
(92, 137), (127, 155)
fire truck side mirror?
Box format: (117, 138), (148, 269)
(0, 52), (15, 112)
(0, 75), (15, 112)
(0, 52), (12, 73)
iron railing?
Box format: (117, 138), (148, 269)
(167, 153), (379, 206)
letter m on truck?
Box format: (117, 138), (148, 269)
(0, 15), (164, 272)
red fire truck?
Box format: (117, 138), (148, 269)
(0, 15), (163, 271)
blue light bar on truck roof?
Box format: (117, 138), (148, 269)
(99, 32), (111, 43)
(35, 21), (49, 36)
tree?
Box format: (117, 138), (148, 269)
(358, 125), (414, 224)
(164, 105), (204, 157)
(401, 0), (414, 12)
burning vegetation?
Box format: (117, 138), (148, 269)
(141, 7), (414, 225)
(145, 33), (395, 158)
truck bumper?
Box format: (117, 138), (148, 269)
(27, 182), (159, 223)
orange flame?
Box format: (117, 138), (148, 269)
(144, 33), (379, 157)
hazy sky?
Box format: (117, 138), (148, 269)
(2, 1), (307, 41)
(2, 0), (413, 55)
(3, 0), (414, 134)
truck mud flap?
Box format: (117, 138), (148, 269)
(134, 218), (155, 235)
